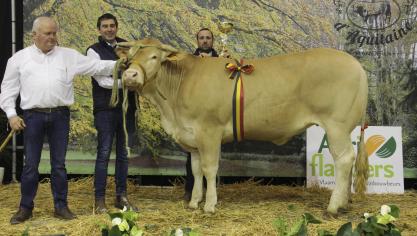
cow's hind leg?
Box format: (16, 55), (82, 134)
(189, 151), (203, 209)
(325, 127), (355, 215)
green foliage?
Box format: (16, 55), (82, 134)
(319, 205), (401, 236)
(274, 205), (402, 236)
(101, 208), (143, 236)
(273, 217), (288, 236)
(273, 212), (322, 236)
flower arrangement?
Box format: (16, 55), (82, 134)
(273, 204), (401, 236)
(319, 204), (401, 236)
(100, 207), (143, 236)
(99, 207), (198, 236)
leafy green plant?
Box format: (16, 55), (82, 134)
(319, 204), (401, 236)
(273, 212), (322, 236)
(100, 207), (143, 236)
(341, 204), (400, 236)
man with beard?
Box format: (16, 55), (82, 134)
(193, 28), (219, 57)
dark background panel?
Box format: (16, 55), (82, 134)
(0, 0), (24, 184)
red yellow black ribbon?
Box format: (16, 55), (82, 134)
(225, 59), (254, 142)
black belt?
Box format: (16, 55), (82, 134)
(28, 106), (68, 113)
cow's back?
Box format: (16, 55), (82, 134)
(242, 48), (367, 141)
(174, 48), (367, 144)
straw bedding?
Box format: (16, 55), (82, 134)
(0, 177), (416, 235)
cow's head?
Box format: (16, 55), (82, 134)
(115, 38), (180, 91)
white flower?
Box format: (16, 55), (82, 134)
(175, 228), (183, 236)
(363, 212), (371, 219)
(112, 217), (122, 226)
(380, 205), (391, 216)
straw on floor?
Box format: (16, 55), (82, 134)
(0, 177), (416, 235)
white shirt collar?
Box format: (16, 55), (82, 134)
(32, 44), (57, 55)
(105, 41), (117, 47)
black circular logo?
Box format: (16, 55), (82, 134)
(347, 0), (401, 30)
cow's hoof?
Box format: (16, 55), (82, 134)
(338, 207), (351, 214)
(323, 210), (338, 220)
(189, 201), (199, 209)
(203, 204), (216, 213)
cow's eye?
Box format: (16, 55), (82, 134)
(151, 55), (157, 59)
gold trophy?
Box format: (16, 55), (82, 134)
(218, 21), (234, 57)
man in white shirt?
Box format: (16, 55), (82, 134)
(86, 13), (138, 214)
(0, 16), (116, 224)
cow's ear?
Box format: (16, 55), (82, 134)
(115, 41), (136, 59)
(159, 44), (179, 61)
(165, 52), (187, 62)
(115, 46), (129, 59)
(160, 44), (178, 53)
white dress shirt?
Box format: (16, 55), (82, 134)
(0, 44), (116, 118)
(86, 47), (122, 89)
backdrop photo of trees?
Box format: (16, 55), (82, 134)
(22, 0), (417, 177)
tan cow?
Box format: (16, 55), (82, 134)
(114, 39), (369, 215)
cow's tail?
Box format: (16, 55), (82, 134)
(354, 112), (368, 198)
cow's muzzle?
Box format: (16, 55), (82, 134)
(123, 67), (145, 91)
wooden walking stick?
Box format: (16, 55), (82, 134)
(0, 130), (16, 153)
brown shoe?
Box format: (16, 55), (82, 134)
(95, 197), (108, 214)
(115, 195), (139, 212)
(10, 207), (32, 225)
(54, 206), (77, 220)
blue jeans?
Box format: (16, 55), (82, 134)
(20, 109), (70, 210)
(94, 109), (135, 198)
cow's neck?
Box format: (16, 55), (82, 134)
(142, 55), (195, 138)
(154, 55), (194, 103)
(143, 82), (177, 137)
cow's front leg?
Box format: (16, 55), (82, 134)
(189, 151), (203, 209)
(202, 152), (220, 213)
(196, 133), (221, 213)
